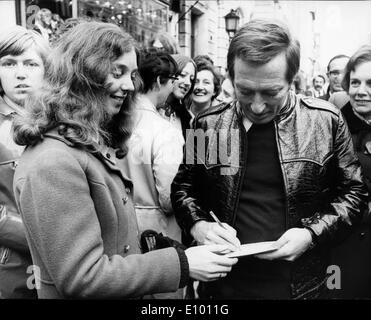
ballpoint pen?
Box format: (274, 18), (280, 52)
(208, 210), (241, 251)
(209, 210), (228, 230)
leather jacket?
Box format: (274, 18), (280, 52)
(171, 92), (368, 299)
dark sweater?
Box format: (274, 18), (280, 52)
(216, 121), (291, 299)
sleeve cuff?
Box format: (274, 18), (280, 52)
(175, 247), (189, 288)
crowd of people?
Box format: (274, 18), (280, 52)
(0, 17), (371, 300)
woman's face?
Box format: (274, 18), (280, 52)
(349, 61), (371, 119)
(0, 47), (45, 106)
(191, 69), (215, 107)
(172, 62), (195, 100)
(104, 48), (138, 117)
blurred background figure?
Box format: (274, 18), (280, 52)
(291, 71), (306, 96)
(34, 8), (52, 42)
(189, 60), (221, 117)
(320, 54), (349, 101)
(0, 25), (49, 299)
(49, 13), (65, 43)
(159, 54), (197, 139)
(213, 75), (235, 106)
(330, 44), (371, 299)
(307, 74), (326, 97)
(147, 32), (180, 54)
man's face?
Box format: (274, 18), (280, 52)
(313, 76), (325, 91)
(233, 53), (290, 124)
(327, 57), (349, 93)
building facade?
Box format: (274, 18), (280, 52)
(2, 1), (371, 83)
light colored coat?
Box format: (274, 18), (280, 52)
(120, 95), (184, 242)
(13, 131), (184, 299)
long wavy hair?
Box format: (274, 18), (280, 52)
(13, 22), (140, 157)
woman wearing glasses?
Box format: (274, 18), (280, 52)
(120, 52), (185, 298)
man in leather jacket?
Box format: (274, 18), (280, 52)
(171, 19), (368, 299)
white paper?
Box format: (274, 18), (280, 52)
(225, 241), (281, 258)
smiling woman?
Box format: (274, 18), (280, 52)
(333, 44), (371, 298)
(10, 21), (237, 299)
(190, 60), (221, 117)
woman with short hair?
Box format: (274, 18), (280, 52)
(0, 25), (50, 299)
(190, 60), (221, 117)
(330, 44), (371, 298)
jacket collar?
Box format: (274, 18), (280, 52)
(42, 128), (133, 186)
(341, 102), (371, 134)
(0, 95), (24, 117)
(236, 89), (296, 131)
(135, 94), (158, 113)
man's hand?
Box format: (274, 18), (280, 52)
(190, 220), (241, 251)
(255, 228), (313, 262)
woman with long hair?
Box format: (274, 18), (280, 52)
(0, 25), (50, 299)
(12, 22), (237, 299)
(160, 54), (197, 139)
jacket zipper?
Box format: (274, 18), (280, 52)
(274, 120), (289, 231)
(231, 121), (248, 227)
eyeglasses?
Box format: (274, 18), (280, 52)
(167, 75), (179, 81)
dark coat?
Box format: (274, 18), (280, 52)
(328, 102), (371, 298)
(171, 92), (367, 299)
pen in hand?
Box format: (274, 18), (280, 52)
(209, 210), (227, 230)
(208, 210), (241, 251)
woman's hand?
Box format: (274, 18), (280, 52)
(185, 244), (238, 282)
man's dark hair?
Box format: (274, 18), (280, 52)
(327, 54), (349, 72)
(342, 44), (371, 92)
(227, 19), (300, 84)
(138, 52), (178, 93)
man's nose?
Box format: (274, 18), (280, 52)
(251, 94), (266, 114)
